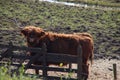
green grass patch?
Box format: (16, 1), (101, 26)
(0, 64), (38, 80)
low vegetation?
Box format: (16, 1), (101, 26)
(0, 64), (37, 80)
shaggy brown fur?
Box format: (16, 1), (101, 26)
(21, 26), (94, 79)
(74, 32), (94, 64)
(74, 32), (93, 38)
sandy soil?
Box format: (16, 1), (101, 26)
(26, 59), (120, 80)
(89, 59), (120, 80)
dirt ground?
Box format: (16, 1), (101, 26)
(26, 59), (120, 80)
(89, 59), (120, 80)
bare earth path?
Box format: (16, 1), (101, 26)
(89, 59), (120, 80)
(26, 59), (120, 80)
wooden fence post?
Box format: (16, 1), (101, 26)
(0, 42), (13, 61)
(4, 42), (14, 63)
(0, 42), (13, 60)
(9, 42), (13, 60)
(68, 63), (72, 71)
(77, 45), (82, 80)
(42, 43), (47, 80)
(113, 63), (117, 80)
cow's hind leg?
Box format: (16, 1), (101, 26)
(82, 63), (89, 80)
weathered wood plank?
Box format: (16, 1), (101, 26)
(42, 43), (47, 79)
(45, 53), (77, 63)
(0, 44), (42, 52)
(24, 73), (77, 80)
(46, 76), (77, 80)
(77, 45), (82, 80)
(113, 63), (117, 80)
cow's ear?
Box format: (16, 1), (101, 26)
(21, 30), (28, 37)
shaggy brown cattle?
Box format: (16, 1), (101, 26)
(21, 26), (94, 79)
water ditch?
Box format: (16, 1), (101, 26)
(39, 0), (120, 10)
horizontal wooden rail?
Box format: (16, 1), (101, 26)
(0, 43), (83, 80)
(46, 53), (77, 63)
(45, 76), (77, 80)
(24, 73), (77, 80)
(1, 53), (78, 64)
(0, 44), (42, 52)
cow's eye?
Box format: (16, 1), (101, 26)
(29, 33), (34, 38)
(39, 32), (45, 37)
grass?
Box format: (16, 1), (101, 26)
(57, 0), (120, 7)
(0, 64), (37, 80)
(0, 0), (120, 56)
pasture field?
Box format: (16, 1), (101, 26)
(0, 0), (120, 79)
(57, 0), (120, 7)
(0, 0), (120, 55)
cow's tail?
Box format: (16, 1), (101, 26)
(89, 44), (94, 65)
(90, 52), (94, 65)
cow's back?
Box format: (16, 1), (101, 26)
(46, 34), (80, 55)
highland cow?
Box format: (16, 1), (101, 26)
(21, 26), (94, 79)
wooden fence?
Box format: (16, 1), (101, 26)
(0, 42), (84, 80)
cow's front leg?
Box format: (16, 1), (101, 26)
(35, 69), (39, 74)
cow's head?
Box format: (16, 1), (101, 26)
(21, 26), (45, 47)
